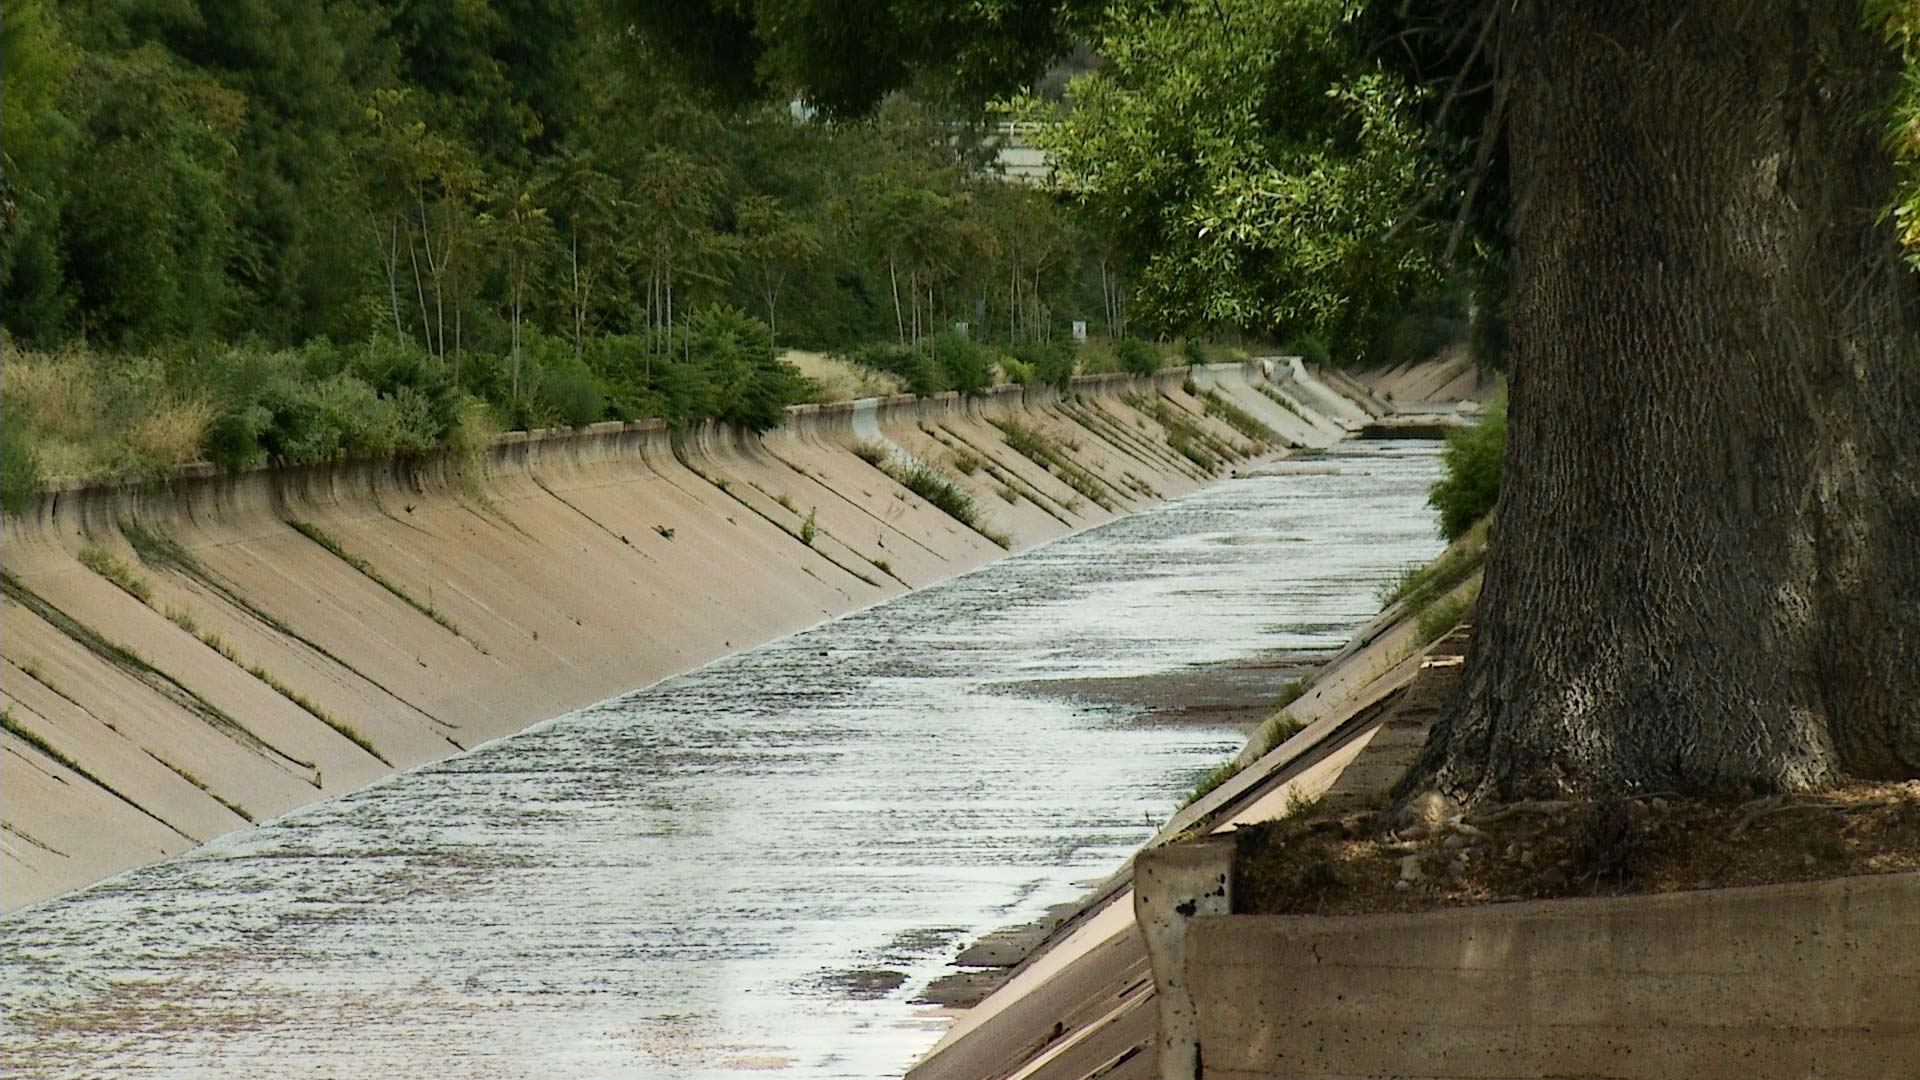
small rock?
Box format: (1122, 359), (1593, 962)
(1442, 835), (1466, 851)
(1518, 848), (1536, 867)
(1651, 797), (1670, 812)
(1802, 853), (1817, 868)
(1394, 879), (1411, 891)
(1452, 822), (1485, 839)
(1398, 791), (1454, 832)
(1540, 867), (1569, 889)
(1399, 854), (1426, 883)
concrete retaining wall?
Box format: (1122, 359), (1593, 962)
(0, 361), (1344, 911)
(1186, 873), (1920, 1079)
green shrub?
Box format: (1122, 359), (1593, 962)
(999, 356), (1036, 386)
(1428, 399), (1506, 541)
(687, 305), (811, 431)
(1115, 337), (1160, 375)
(1, 411), (44, 512)
(1288, 333), (1332, 366)
(897, 460), (980, 528)
(537, 359), (607, 429)
(844, 342), (941, 397)
(931, 331), (991, 395)
(1008, 340), (1075, 389)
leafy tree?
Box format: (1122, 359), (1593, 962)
(482, 178), (554, 399)
(0, 0), (78, 341)
(59, 44), (244, 345)
(684, 305), (812, 431)
(735, 195), (822, 341)
(673, 0), (1920, 804)
(1035, 0), (1445, 346)
(538, 142), (623, 360)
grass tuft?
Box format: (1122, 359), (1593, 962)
(993, 420), (1116, 510)
(288, 520), (461, 636)
(1202, 389), (1279, 444)
(77, 546), (153, 603)
(1415, 582), (1479, 643)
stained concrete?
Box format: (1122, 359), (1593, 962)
(1, 362), (1376, 912)
(1188, 872), (1920, 1079)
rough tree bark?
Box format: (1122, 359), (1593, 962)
(1397, 0), (1920, 809)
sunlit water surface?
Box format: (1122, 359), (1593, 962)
(4, 441), (1442, 1079)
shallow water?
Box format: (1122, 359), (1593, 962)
(3, 440), (1443, 1079)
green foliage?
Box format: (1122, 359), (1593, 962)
(1114, 338), (1161, 375)
(932, 332), (993, 395)
(1428, 400), (1507, 541)
(684, 305), (814, 432)
(1289, 334), (1332, 366)
(1356, 288), (1470, 367)
(1, 411), (45, 513)
(851, 442), (1011, 547)
(1039, 0), (1446, 344)
(1871, 0), (1920, 265)
(996, 420), (1117, 509)
(1008, 340), (1076, 389)
(78, 547), (153, 603)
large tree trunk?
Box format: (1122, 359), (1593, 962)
(1397, 0), (1920, 809)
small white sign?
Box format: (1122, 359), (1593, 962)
(1071, 320), (1088, 343)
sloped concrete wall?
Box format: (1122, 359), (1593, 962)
(0, 362), (1331, 911)
(1186, 873), (1920, 1079)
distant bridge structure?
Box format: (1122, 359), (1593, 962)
(985, 121), (1053, 184)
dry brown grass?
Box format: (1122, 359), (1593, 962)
(781, 350), (906, 403)
(2, 350), (99, 433)
(127, 396), (214, 469)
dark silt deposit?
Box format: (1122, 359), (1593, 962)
(2, 440), (1443, 1079)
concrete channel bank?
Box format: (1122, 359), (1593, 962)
(906, 362), (1916, 1079)
(0, 358), (1446, 913)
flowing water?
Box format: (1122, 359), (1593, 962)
(4, 440), (1443, 1079)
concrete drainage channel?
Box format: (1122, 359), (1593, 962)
(0, 362), (1487, 1076)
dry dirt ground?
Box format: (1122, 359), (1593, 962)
(1228, 624), (1919, 915)
(1235, 769), (1920, 916)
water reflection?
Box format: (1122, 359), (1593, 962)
(3, 441), (1442, 1079)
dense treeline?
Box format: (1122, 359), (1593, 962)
(0, 0), (1155, 505)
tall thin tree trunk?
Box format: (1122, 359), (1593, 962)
(1105, 255), (1121, 336)
(572, 226), (585, 362)
(377, 214), (405, 345)
(890, 255), (906, 347)
(407, 228), (433, 354)
(1009, 252), (1018, 343)
(1396, 0), (1920, 810)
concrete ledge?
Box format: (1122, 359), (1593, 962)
(1184, 873), (1920, 1079)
